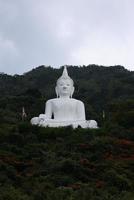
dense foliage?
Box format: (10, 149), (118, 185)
(0, 123), (134, 200)
(0, 65), (134, 199)
(0, 65), (134, 126)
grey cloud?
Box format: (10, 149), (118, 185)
(0, 0), (134, 74)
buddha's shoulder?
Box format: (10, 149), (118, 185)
(71, 98), (84, 105)
(46, 98), (57, 103)
(46, 98), (84, 105)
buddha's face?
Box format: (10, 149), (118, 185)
(56, 79), (74, 97)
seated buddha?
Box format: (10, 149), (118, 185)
(31, 66), (98, 128)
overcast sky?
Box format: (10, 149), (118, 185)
(0, 0), (134, 74)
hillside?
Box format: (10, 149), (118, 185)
(0, 65), (134, 199)
(0, 123), (134, 200)
(0, 65), (134, 126)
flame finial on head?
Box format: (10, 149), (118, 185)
(62, 66), (69, 78)
(57, 66), (74, 84)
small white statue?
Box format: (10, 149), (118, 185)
(31, 66), (98, 128)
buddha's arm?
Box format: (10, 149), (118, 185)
(77, 101), (86, 120)
(45, 100), (53, 119)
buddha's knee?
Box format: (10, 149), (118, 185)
(88, 120), (98, 128)
(31, 117), (40, 125)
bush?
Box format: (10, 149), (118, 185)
(0, 186), (32, 200)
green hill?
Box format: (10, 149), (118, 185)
(0, 65), (134, 126)
(0, 65), (134, 199)
(0, 124), (134, 200)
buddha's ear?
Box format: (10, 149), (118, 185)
(55, 86), (59, 98)
(70, 86), (74, 98)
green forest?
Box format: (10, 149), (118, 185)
(0, 65), (134, 200)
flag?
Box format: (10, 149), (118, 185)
(22, 107), (27, 120)
(102, 110), (105, 119)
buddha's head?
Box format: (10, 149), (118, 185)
(56, 66), (74, 98)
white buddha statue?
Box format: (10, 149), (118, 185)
(31, 66), (98, 128)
